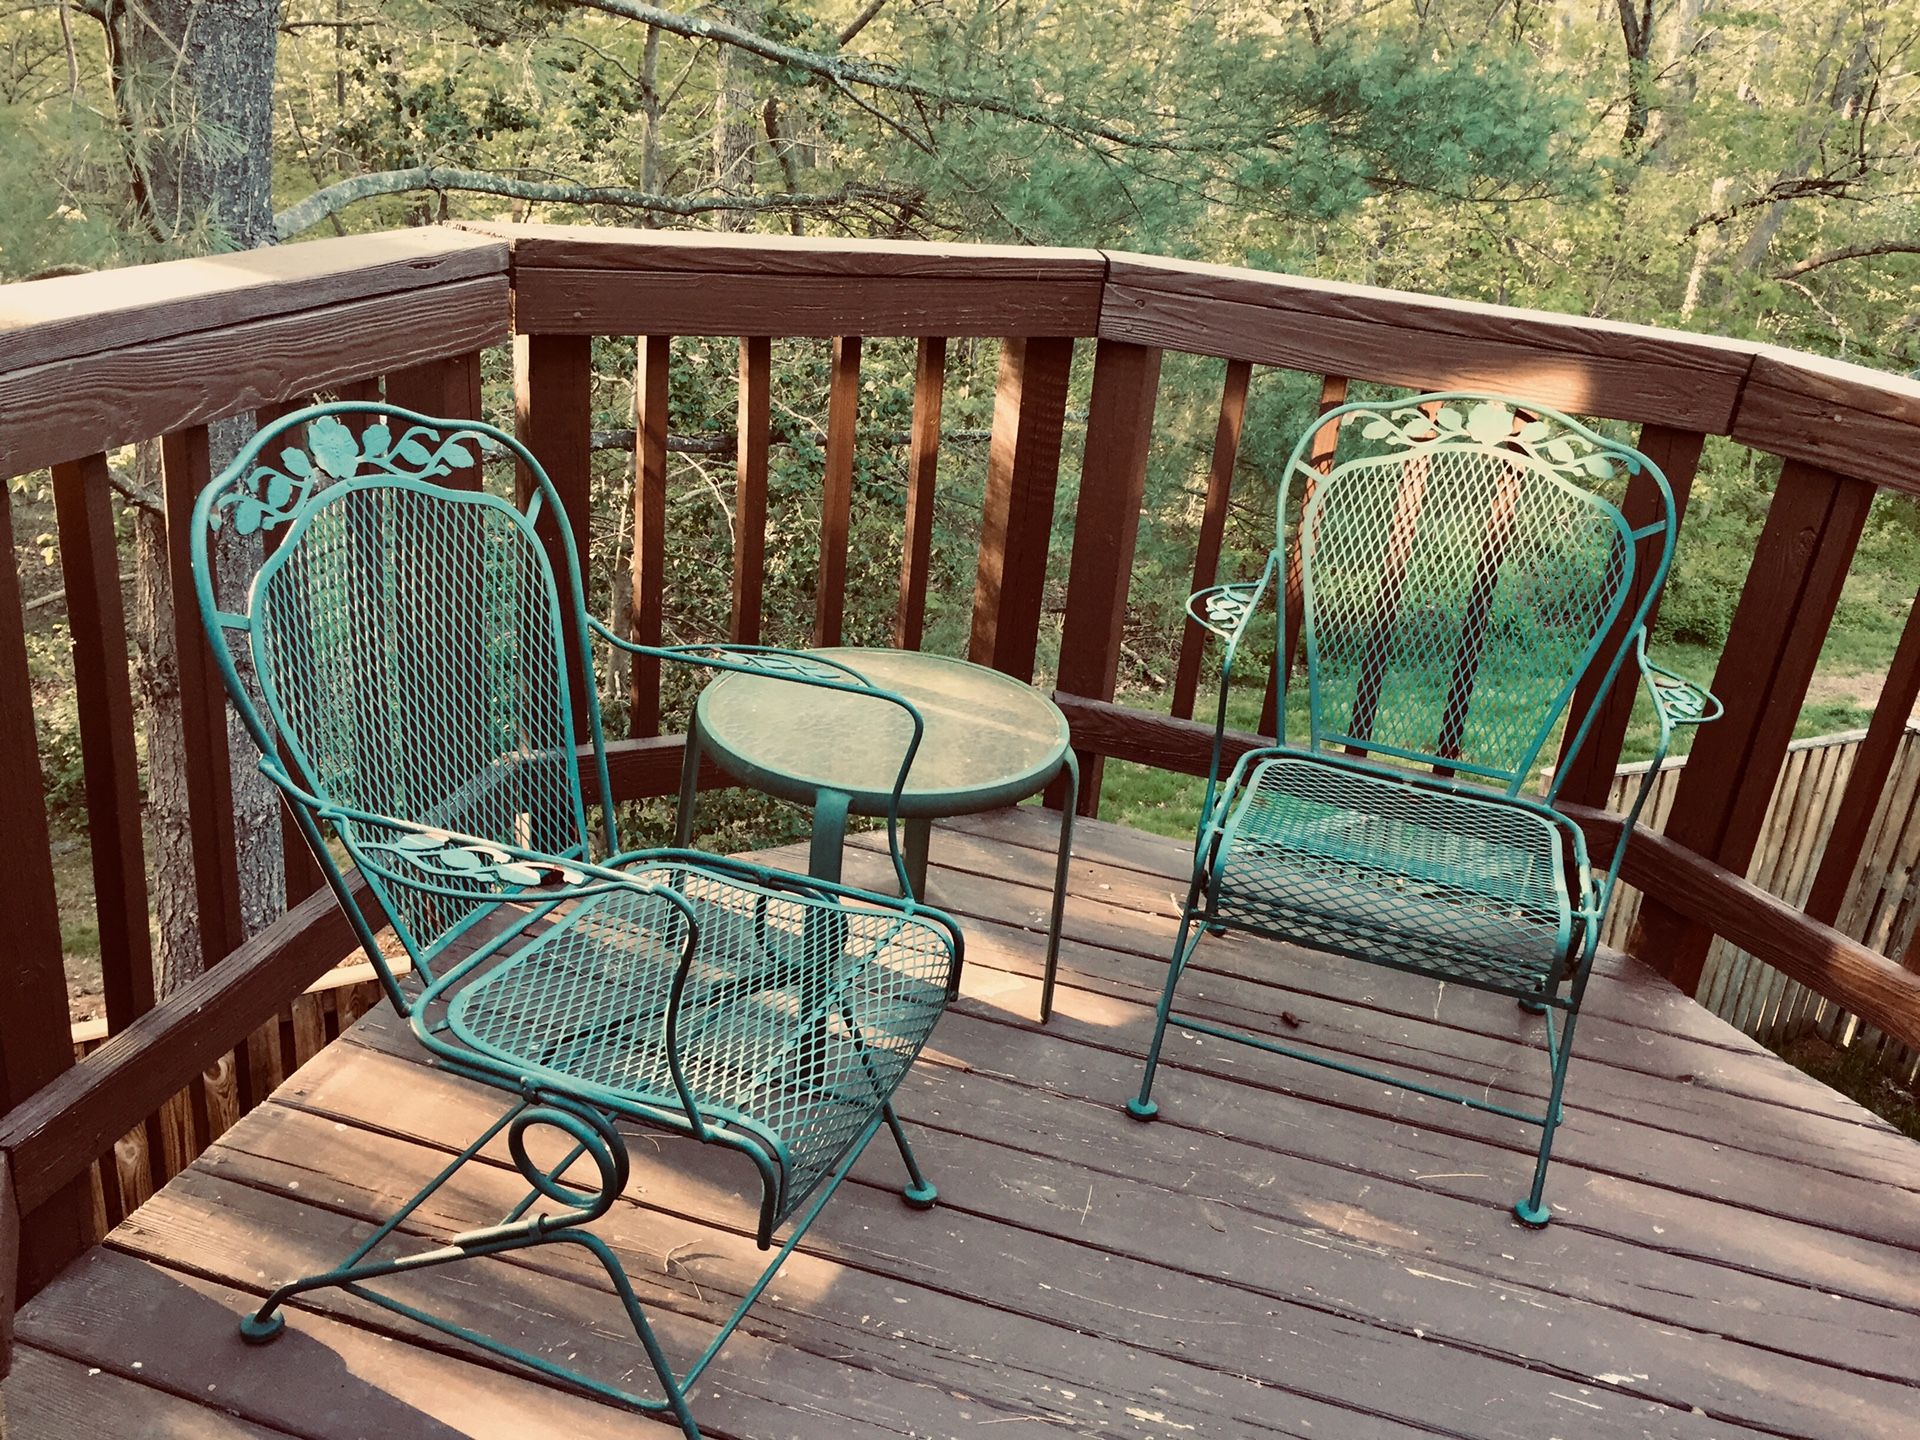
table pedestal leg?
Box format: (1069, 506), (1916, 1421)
(673, 723), (703, 848)
(809, 788), (852, 885)
(903, 818), (932, 902)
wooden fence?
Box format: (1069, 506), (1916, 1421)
(1605, 725), (1920, 1077)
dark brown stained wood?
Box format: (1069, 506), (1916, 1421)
(1803, 585), (1920, 927)
(0, 228), (505, 375)
(0, 879), (363, 1216)
(1097, 253), (1756, 430)
(512, 269), (1103, 339)
(463, 220), (1108, 278)
(1172, 359), (1252, 721)
(1730, 349), (1920, 495)
(1271, 375), (1353, 737)
(51, 454), (153, 1032)
(967, 336), (1075, 681)
(733, 335), (771, 644)
(160, 427), (244, 969)
(0, 1151), (15, 1382)
(1632, 464), (1875, 991)
(630, 335), (671, 734)
(1, 274), (510, 477)
(894, 336), (945, 650)
(5, 1345), (289, 1440)
(815, 336), (862, 647)
(1554, 425), (1705, 808)
(1054, 340), (1163, 814)
(1054, 690), (1271, 784)
(1558, 805), (1920, 1052)
(383, 351), (485, 488)
(513, 333), (594, 738)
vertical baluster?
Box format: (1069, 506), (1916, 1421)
(385, 352), (484, 487)
(1171, 360), (1251, 722)
(816, 336), (862, 647)
(1056, 340), (1163, 814)
(631, 335), (671, 735)
(733, 337), (772, 645)
(1631, 462), (1874, 993)
(52, 453), (154, 1032)
(969, 336), (1075, 681)
(1554, 424), (1705, 807)
(0, 475), (91, 1292)
(895, 337), (946, 652)
(514, 335), (595, 738)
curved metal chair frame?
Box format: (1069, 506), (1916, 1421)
(1127, 393), (1721, 1225)
(192, 402), (965, 1436)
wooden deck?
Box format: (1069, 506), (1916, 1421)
(6, 807), (1918, 1439)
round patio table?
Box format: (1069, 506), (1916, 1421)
(683, 647), (1078, 1021)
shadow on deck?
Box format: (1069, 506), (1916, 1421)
(6, 808), (1918, 1439)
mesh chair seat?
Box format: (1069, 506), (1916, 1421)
(445, 863), (954, 1222)
(1212, 753), (1580, 994)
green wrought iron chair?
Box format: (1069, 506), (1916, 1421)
(1127, 394), (1720, 1225)
(191, 402), (964, 1437)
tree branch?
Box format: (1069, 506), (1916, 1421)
(272, 167), (918, 239)
(1774, 238), (1920, 280)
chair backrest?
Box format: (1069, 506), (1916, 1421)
(1278, 395), (1674, 795)
(193, 403), (613, 977)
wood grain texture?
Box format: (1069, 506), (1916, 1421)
(160, 427), (244, 968)
(1632, 465), (1875, 990)
(1, 275), (510, 477)
(1099, 256), (1755, 430)
(513, 268), (1102, 338)
(51, 454), (153, 1032)
(0, 1151), (15, 1384)
(1054, 340), (1163, 813)
(733, 336), (771, 644)
(815, 336), (862, 647)
(0, 880), (363, 1216)
(1554, 424), (1705, 808)
(630, 336), (671, 734)
(968, 336), (1075, 681)
(0, 228), (504, 375)
(1172, 359), (1251, 721)
(1730, 350), (1920, 495)
(513, 333), (595, 738)
(383, 352), (485, 487)
(1803, 587), (1920, 927)
(894, 336), (945, 650)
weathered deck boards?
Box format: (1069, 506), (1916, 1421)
(7, 809), (1918, 1439)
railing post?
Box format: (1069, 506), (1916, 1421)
(1630, 462), (1874, 992)
(1055, 340), (1163, 814)
(514, 333), (595, 738)
(0, 474), (92, 1294)
(631, 335), (671, 736)
(969, 336), (1075, 681)
(895, 337), (946, 651)
(733, 336), (771, 645)
(816, 336), (863, 647)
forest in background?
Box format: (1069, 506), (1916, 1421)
(3, 1), (1919, 1087)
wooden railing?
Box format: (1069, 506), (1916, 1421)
(4, 223), (1920, 1351)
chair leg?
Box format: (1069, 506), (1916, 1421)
(1515, 1002), (1581, 1228)
(883, 1100), (939, 1208)
(1039, 749), (1079, 1025)
(1127, 882), (1207, 1122)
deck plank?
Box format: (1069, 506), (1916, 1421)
(7, 812), (1917, 1438)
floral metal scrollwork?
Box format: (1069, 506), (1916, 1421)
(1359, 399), (1621, 484)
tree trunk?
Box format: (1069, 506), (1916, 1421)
(104, 0), (284, 993)
(712, 1), (763, 231)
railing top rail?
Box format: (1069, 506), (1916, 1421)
(0, 229), (504, 378)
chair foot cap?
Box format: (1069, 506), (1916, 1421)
(1517, 997), (1548, 1014)
(902, 1180), (938, 1209)
(1204, 923), (1227, 937)
(1125, 1097), (1159, 1122)
(239, 1311), (286, 1345)
(1512, 1199), (1552, 1229)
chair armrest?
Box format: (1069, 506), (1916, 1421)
(1641, 647), (1723, 730)
(1187, 552), (1280, 843)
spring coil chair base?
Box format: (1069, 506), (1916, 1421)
(235, 1090), (930, 1432)
(189, 403), (967, 1439)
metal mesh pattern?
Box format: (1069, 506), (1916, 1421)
(1214, 756), (1575, 992)
(446, 866), (953, 1222)
(1301, 446), (1630, 783)
(254, 482), (583, 957)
